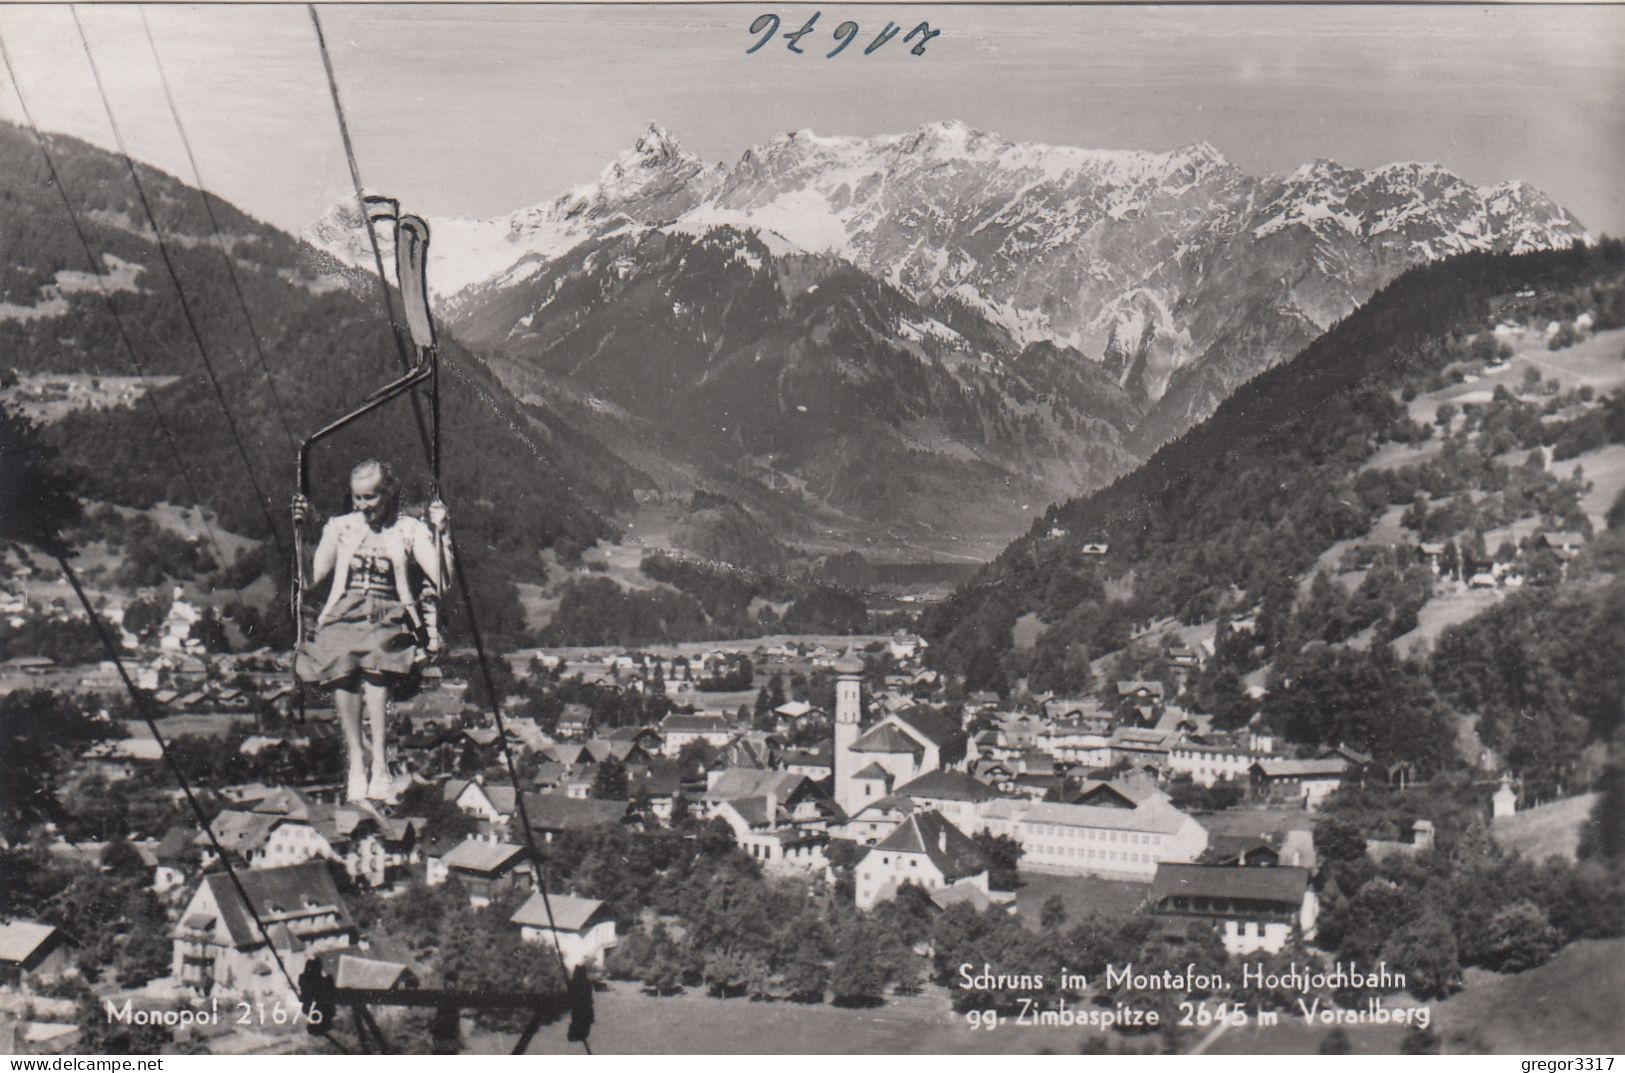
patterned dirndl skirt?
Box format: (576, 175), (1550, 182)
(296, 590), (419, 686)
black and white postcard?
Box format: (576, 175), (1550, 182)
(0, 2), (1621, 1059)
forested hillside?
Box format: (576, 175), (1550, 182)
(924, 241), (1625, 795)
(0, 120), (635, 636)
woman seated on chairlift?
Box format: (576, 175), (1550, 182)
(292, 459), (451, 803)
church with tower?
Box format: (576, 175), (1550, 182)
(832, 654), (967, 816)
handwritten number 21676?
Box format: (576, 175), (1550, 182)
(748, 13), (940, 57)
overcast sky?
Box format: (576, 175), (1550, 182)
(1, 4), (1621, 236)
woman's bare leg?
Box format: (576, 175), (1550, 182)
(334, 680), (367, 801)
(362, 677), (391, 790)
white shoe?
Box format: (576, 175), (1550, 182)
(346, 769), (369, 803)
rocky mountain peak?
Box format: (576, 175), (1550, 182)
(630, 121), (686, 167)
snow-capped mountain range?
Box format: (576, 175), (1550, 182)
(305, 120), (1586, 552)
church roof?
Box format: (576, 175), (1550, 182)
(893, 709), (964, 750)
(850, 723), (923, 755)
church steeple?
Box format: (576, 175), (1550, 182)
(833, 651), (864, 813)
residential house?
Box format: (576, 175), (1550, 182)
(627, 770), (683, 821)
(1115, 680), (1166, 706)
(434, 837), (531, 907)
(703, 769), (830, 821)
(605, 726), (664, 754)
(1148, 863), (1317, 955)
(195, 809), (280, 869)
(446, 779), (521, 825)
(256, 803), (421, 889)
(1249, 758), (1347, 810)
(772, 700), (822, 728)
(712, 796), (831, 872)
(842, 794), (918, 846)
(891, 770), (1001, 832)
(583, 738), (653, 770)
(530, 762), (596, 799)
(1039, 718), (1114, 768)
(152, 826), (197, 894)
(855, 811), (989, 911)
(1168, 737), (1256, 787)
(705, 769), (837, 871)
(1109, 727), (1175, 771)
(887, 633), (926, 661)
(658, 712), (737, 756)
(715, 733), (774, 771)
(0, 922), (73, 989)
(555, 704), (593, 741)
(510, 893), (618, 969)
(1537, 531), (1586, 560)
(996, 712), (1046, 751)
(1041, 697), (1112, 730)
(780, 744), (834, 781)
(172, 862), (357, 1000)
(523, 793), (633, 842)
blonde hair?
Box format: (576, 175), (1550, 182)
(350, 458), (401, 511)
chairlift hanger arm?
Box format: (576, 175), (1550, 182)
(296, 346), (434, 498)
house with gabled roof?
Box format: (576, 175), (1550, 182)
(773, 699), (819, 724)
(891, 769), (1001, 831)
(1249, 757), (1347, 810)
(446, 780), (522, 825)
(1537, 530), (1586, 560)
(703, 769), (829, 821)
(841, 793), (918, 846)
(172, 861), (357, 1000)
(530, 761), (596, 799)
(521, 793), (633, 842)
(1109, 726), (1175, 769)
(627, 769), (684, 821)
(1115, 680), (1165, 703)
(1169, 736), (1257, 787)
(152, 825), (198, 894)
(511, 892), (618, 969)
(195, 809), (280, 869)
(1148, 863), (1317, 954)
(780, 744), (833, 781)
(855, 811), (988, 910)
(256, 801), (422, 890)
(704, 769), (838, 871)
(555, 703), (594, 741)
(0, 921), (73, 989)
(715, 733), (774, 771)
(434, 837), (531, 907)
(583, 738), (652, 769)
(605, 725), (663, 753)
(658, 711), (736, 756)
